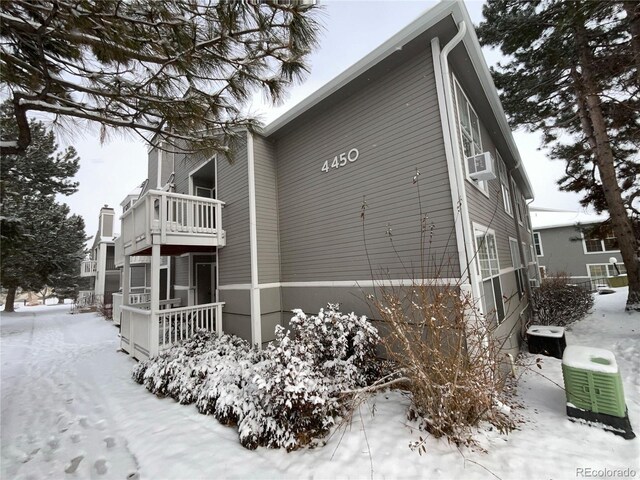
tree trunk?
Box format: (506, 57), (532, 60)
(574, 25), (640, 311)
(4, 287), (16, 313)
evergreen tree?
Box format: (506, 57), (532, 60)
(477, 0), (640, 310)
(0, 0), (320, 156)
(1, 103), (86, 312)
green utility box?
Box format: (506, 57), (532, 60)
(562, 345), (635, 439)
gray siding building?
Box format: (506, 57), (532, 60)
(531, 208), (626, 282)
(114, 1), (538, 360)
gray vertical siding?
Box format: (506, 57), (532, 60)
(173, 255), (189, 286)
(147, 148), (158, 191)
(271, 42), (459, 282)
(217, 134), (251, 285)
(173, 150), (209, 195)
(253, 135), (281, 285)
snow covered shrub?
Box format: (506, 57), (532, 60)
(532, 275), (593, 326)
(142, 331), (216, 399)
(131, 359), (149, 384)
(369, 283), (514, 447)
(288, 304), (380, 387)
(133, 307), (381, 451)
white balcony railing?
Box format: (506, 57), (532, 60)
(120, 301), (224, 360)
(80, 260), (97, 277)
(120, 190), (225, 256)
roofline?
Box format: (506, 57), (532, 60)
(451, 3), (534, 199)
(262, 0), (456, 136)
(262, 0), (534, 199)
(533, 220), (602, 230)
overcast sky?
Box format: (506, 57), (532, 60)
(61, 0), (586, 241)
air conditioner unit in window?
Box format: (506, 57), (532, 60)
(466, 151), (497, 181)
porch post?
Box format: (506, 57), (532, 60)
(123, 255), (133, 356)
(149, 244), (161, 358)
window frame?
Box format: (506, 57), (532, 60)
(533, 232), (543, 257)
(496, 152), (513, 217)
(587, 263), (627, 278)
(582, 230), (620, 254)
(453, 77), (489, 197)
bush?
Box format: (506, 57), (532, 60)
(532, 275), (594, 326)
(368, 283), (514, 447)
(133, 305), (381, 451)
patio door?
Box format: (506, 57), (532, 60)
(196, 263), (215, 304)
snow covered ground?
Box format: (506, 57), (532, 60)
(1, 289), (638, 479)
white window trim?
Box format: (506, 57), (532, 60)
(581, 231), (621, 255)
(586, 262), (626, 278)
(473, 222), (500, 280)
(453, 77), (490, 198)
(496, 152), (513, 217)
(533, 231), (544, 257)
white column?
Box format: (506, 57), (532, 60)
(149, 244), (161, 358)
(247, 132), (261, 347)
(95, 244), (107, 298)
(122, 255), (133, 357)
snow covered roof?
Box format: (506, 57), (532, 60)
(530, 208), (608, 230)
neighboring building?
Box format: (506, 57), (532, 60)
(79, 206), (120, 306)
(530, 207), (627, 284)
(116, 0), (538, 361)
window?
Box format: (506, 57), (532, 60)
(510, 238), (525, 298)
(583, 228), (619, 253)
(497, 153), (512, 216)
(454, 79), (488, 194)
(533, 232), (543, 256)
(587, 263), (627, 278)
(539, 266), (547, 278)
(475, 227), (504, 323)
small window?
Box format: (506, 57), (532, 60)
(497, 153), (512, 216)
(475, 228), (500, 280)
(533, 232), (543, 256)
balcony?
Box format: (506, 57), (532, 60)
(80, 260), (97, 277)
(120, 190), (226, 257)
(120, 300), (224, 360)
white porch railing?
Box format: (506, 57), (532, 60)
(112, 292), (151, 326)
(120, 190), (225, 256)
(120, 301), (224, 360)
(80, 260), (97, 276)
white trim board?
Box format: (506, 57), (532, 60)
(219, 278), (463, 290)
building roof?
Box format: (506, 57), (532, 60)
(530, 207), (608, 230)
(262, 0), (535, 199)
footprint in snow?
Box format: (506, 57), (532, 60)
(70, 431), (81, 444)
(94, 458), (108, 475)
(78, 416), (89, 428)
(104, 436), (116, 449)
(64, 455), (84, 474)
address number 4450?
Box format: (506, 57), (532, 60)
(321, 148), (359, 173)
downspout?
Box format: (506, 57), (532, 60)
(432, 20), (482, 305)
(247, 131), (262, 347)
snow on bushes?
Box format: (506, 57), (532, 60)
(131, 304), (380, 451)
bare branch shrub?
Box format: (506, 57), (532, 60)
(368, 282), (514, 446)
(531, 274), (593, 326)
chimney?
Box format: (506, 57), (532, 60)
(99, 205), (115, 238)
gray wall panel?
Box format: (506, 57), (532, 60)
(272, 43), (459, 282)
(534, 226), (623, 278)
(260, 312), (282, 343)
(220, 289), (251, 316)
(174, 256), (189, 286)
(222, 313), (251, 342)
(253, 135), (281, 285)
(217, 135), (251, 285)
(260, 286), (281, 314)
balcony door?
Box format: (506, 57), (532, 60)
(196, 262), (215, 305)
